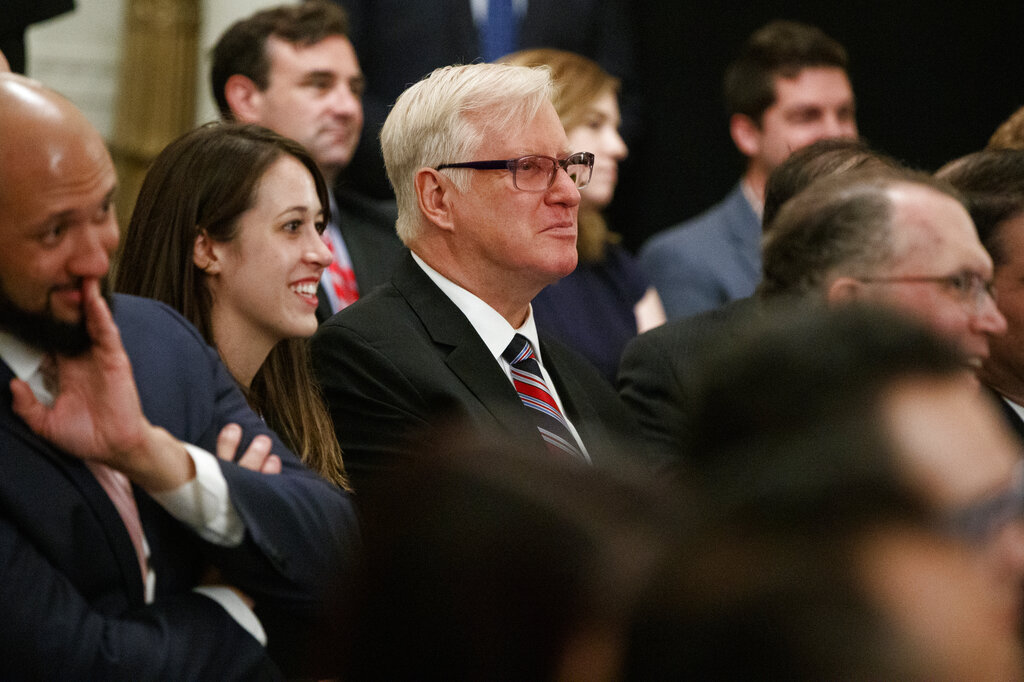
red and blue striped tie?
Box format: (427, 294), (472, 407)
(502, 334), (585, 461)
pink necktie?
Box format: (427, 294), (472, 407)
(86, 461), (149, 587)
(40, 355), (148, 588)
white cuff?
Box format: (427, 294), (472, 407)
(194, 586), (267, 646)
(149, 444), (245, 546)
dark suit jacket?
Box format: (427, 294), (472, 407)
(988, 386), (1024, 444)
(333, 0), (638, 200)
(618, 296), (762, 465)
(0, 295), (359, 680)
(316, 189), (407, 322)
(310, 255), (642, 493)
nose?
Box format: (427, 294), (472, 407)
(975, 291), (1008, 335)
(548, 163), (582, 207)
(822, 111), (858, 140)
(607, 128), (628, 161)
(329, 83), (360, 118)
(309, 228), (334, 269)
(68, 219), (118, 278)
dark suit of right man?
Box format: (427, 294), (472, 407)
(618, 296), (763, 466)
(310, 254), (642, 493)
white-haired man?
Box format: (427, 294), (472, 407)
(311, 63), (641, 493)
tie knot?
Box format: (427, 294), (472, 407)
(502, 333), (535, 366)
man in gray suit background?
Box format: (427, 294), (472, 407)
(640, 20), (857, 319)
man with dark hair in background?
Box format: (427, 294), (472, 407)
(640, 20), (857, 319)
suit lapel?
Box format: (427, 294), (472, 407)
(0, 361), (146, 604)
(391, 256), (542, 439)
(724, 184), (762, 278)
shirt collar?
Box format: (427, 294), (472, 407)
(740, 177), (765, 220)
(0, 330), (45, 382)
(411, 252), (543, 363)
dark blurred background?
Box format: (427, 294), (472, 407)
(611, 1), (1024, 250)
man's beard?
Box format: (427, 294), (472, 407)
(0, 279), (112, 357)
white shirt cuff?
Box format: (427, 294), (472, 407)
(193, 586), (267, 646)
(149, 443), (245, 546)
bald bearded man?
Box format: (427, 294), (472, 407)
(0, 73), (358, 679)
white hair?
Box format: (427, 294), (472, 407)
(380, 62), (553, 244)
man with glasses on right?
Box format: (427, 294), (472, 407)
(621, 169), (1008, 463)
(759, 171), (1007, 367)
(311, 63), (642, 494)
(938, 149), (1024, 441)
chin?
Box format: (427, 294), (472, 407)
(553, 251), (580, 278)
(283, 317), (319, 340)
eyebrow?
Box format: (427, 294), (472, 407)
(301, 70), (336, 81)
(275, 205), (322, 219)
(40, 186), (117, 226)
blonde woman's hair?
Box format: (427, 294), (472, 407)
(501, 48), (622, 263)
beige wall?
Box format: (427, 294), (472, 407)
(196, 0), (293, 124)
(26, 1), (125, 138)
(26, 0), (297, 139)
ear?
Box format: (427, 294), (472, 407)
(193, 231), (222, 275)
(415, 168), (457, 233)
(729, 113), (762, 158)
(826, 276), (866, 305)
(223, 74), (263, 123)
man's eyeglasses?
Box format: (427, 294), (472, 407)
(435, 151), (595, 192)
(943, 461), (1024, 544)
(856, 271), (996, 311)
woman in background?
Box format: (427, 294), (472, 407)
(115, 122), (347, 487)
(503, 49), (665, 384)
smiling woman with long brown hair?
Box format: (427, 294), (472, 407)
(115, 122), (347, 488)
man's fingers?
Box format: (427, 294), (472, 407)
(81, 278), (115, 341)
(217, 425), (280, 474)
(216, 423), (242, 462)
(236, 434), (273, 472)
(260, 454), (282, 475)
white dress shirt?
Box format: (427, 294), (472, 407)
(412, 253), (591, 461)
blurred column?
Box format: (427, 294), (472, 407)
(109, 0), (199, 228)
